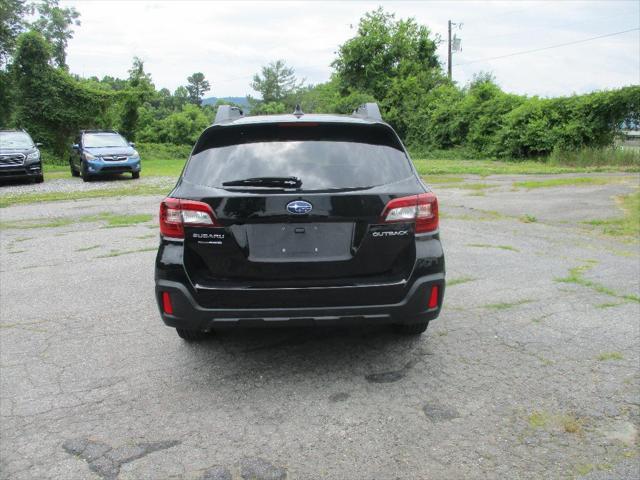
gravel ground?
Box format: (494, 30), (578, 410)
(0, 174), (639, 479)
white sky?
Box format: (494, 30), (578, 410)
(64, 0), (640, 98)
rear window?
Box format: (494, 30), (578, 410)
(184, 123), (414, 191)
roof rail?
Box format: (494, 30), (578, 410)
(352, 102), (382, 122)
(214, 105), (244, 124)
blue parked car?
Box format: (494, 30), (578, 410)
(70, 130), (141, 181)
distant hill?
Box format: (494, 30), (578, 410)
(201, 96), (250, 108)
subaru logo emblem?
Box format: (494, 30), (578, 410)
(286, 200), (313, 215)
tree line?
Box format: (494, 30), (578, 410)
(1, 3), (638, 161)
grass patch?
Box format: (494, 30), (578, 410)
(596, 352), (624, 361)
(413, 158), (640, 176)
(582, 192), (640, 239)
(447, 276), (476, 287)
(1, 213), (153, 230)
(455, 183), (494, 190)
(76, 245), (101, 252)
(560, 415), (584, 434)
(528, 411), (585, 434)
(96, 247), (157, 258)
(520, 214), (537, 223)
(575, 464), (594, 476)
(528, 411), (550, 428)
(549, 146), (640, 168)
(432, 182), (496, 191)
(556, 264), (640, 303)
(83, 213), (153, 227)
(475, 209), (507, 220)
(485, 299), (533, 310)
(467, 243), (519, 252)
(422, 175), (465, 184)
(0, 184), (170, 208)
(596, 301), (625, 309)
(513, 176), (626, 189)
(0, 217), (75, 229)
(445, 209), (507, 222)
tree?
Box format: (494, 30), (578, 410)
(120, 57), (154, 140)
(32, 0), (80, 68)
(173, 86), (189, 110)
(296, 77), (374, 114)
(332, 8), (442, 101)
(251, 60), (303, 103)
(186, 72), (210, 105)
(137, 104), (211, 144)
(12, 31), (109, 154)
(0, 0), (31, 67)
(127, 56), (153, 89)
(99, 75), (128, 91)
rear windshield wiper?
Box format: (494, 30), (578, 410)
(222, 176), (302, 189)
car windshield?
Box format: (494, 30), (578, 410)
(0, 132), (34, 149)
(83, 133), (128, 148)
(185, 123), (415, 191)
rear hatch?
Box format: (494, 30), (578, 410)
(168, 121), (426, 292)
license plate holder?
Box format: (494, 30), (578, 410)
(247, 223), (354, 262)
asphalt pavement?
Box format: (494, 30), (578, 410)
(1, 174), (638, 479)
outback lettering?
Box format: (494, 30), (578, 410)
(372, 230), (409, 237)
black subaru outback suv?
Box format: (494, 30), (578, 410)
(155, 104), (445, 341)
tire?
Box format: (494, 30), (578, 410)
(34, 175), (44, 184)
(81, 161), (91, 182)
(132, 171), (140, 179)
(176, 328), (209, 341)
(393, 320), (429, 335)
(70, 163), (79, 177)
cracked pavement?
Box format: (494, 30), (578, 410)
(1, 174), (639, 479)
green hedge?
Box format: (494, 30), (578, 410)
(136, 142), (192, 161)
(403, 82), (639, 159)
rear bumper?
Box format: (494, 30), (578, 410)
(155, 274), (445, 330)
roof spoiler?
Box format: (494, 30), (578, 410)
(214, 105), (244, 124)
(352, 102), (382, 122)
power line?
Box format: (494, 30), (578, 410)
(454, 28), (639, 66)
(461, 11), (631, 44)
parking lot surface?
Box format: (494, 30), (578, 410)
(1, 174), (639, 479)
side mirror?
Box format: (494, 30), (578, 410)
(72, 144), (79, 150)
(129, 142), (136, 148)
(35, 142), (43, 148)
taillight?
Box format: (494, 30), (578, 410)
(380, 192), (439, 233)
(159, 197), (217, 239)
(161, 291), (174, 314)
(428, 285), (439, 309)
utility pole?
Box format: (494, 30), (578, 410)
(447, 20), (462, 81)
(447, 20), (452, 80)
